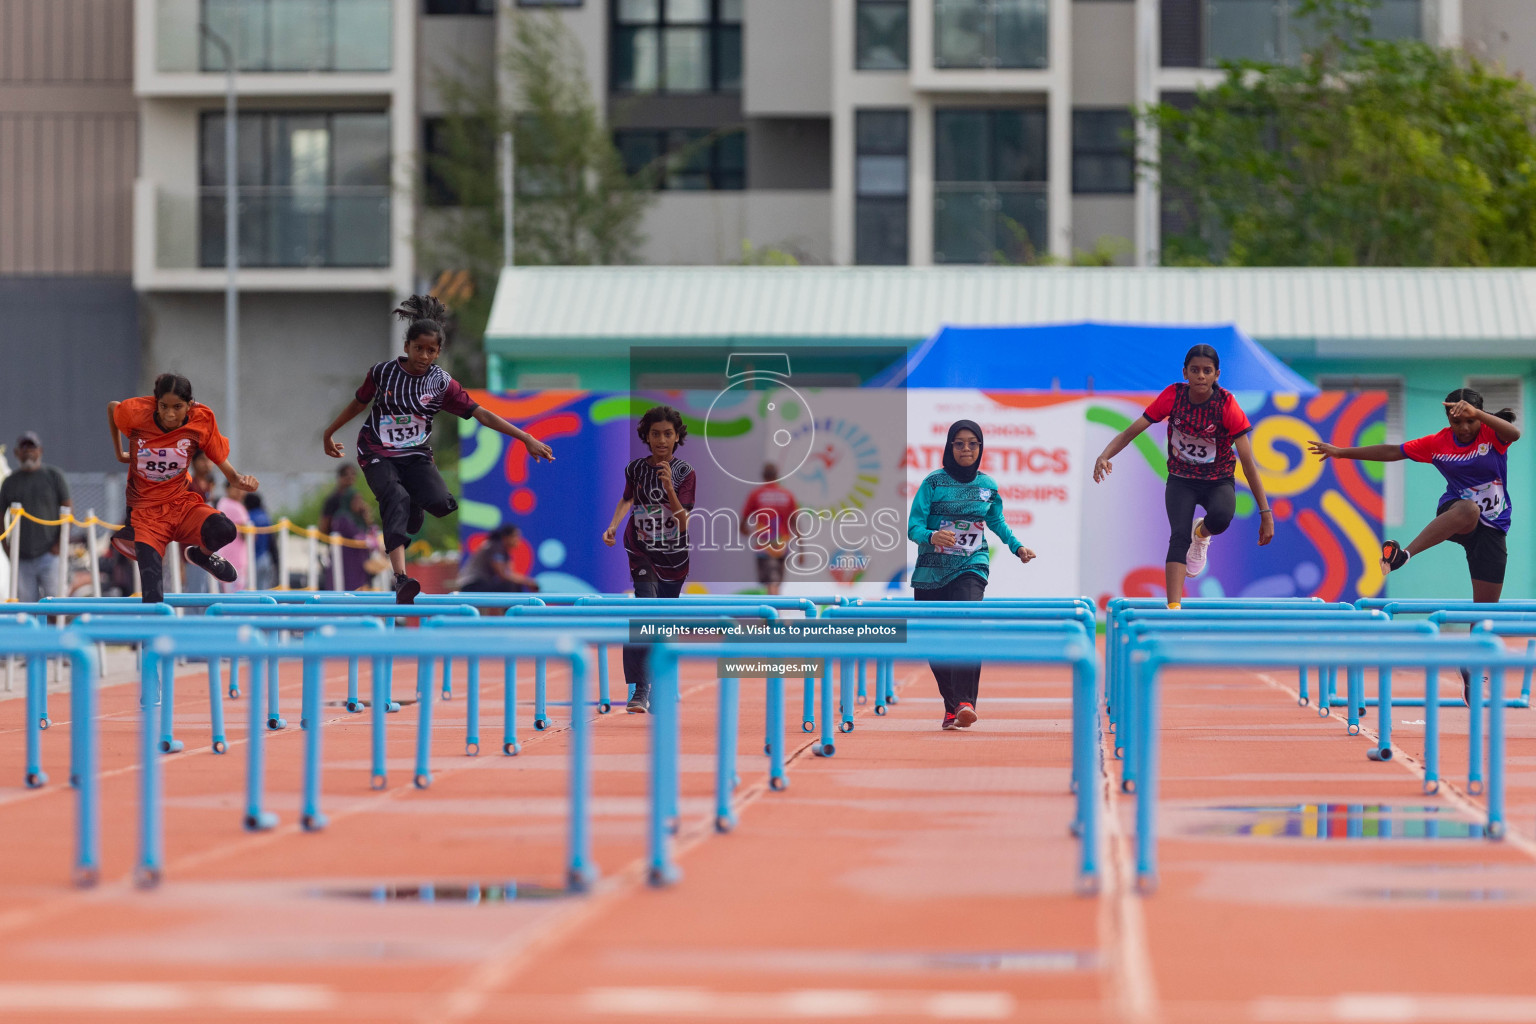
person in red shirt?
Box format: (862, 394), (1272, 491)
(740, 463), (799, 595)
(106, 373), (260, 604)
(321, 294), (555, 603)
(1091, 344), (1275, 607)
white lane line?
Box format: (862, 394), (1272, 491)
(580, 986), (1014, 1019)
(1252, 994), (1536, 1022)
(0, 982), (334, 1012)
(1097, 714), (1162, 1024)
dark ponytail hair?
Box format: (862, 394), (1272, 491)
(1445, 387), (1517, 423)
(153, 373), (193, 403)
(393, 293), (451, 346)
(1183, 344), (1220, 371)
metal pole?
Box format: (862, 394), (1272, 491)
(56, 506), (72, 598)
(86, 510), (101, 597)
(330, 533), (344, 592)
(201, 24), (240, 465)
(500, 130), (514, 267)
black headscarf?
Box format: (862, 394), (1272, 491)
(942, 419), (984, 484)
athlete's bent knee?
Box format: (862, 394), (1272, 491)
(423, 495), (458, 518)
(1450, 499), (1480, 530)
(1202, 508), (1234, 536)
(201, 513), (238, 551)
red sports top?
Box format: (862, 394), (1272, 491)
(1143, 383), (1252, 480)
(741, 482), (798, 548)
(114, 396), (230, 508)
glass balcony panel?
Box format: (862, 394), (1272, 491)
(614, 26), (660, 91)
(1204, 0), (1279, 65)
(269, 1), (330, 70)
(934, 110), (989, 182)
(663, 27), (711, 91)
(992, 0), (1047, 69)
(995, 186), (1049, 260)
(934, 0), (988, 68)
(855, 3), (909, 70)
(197, 188), (391, 268)
(856, 197), (909, 265)
(857, 155), (908, 196)
(334, 0), (393, 71)
(158, 0), (391, 72)
(933, 184), (1046, 264)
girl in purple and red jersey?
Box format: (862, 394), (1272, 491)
(602, 405), (696, 713)
(1091, 344), (1275, 608)
(1311, 388), (1520, 598)
(322, 295), (555, 603)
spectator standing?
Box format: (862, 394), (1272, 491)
(739, 462), (799, 595)
(319, 464), (359, 535)
(0, 432), (70, 601)
(216, 483), (253, 591)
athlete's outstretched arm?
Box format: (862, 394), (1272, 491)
(322, 398), (369, 458)
(471, 407), (555, 462)
(1306, 441), (1405, 462)
(1233, 434), (1275, 546)
(106, 401), (129, 464)
(214, 457), (260, 494)
(1093, 415), (1153, 482)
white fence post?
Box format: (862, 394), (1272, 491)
(330, 533), (344, 591)
(243, 528), (257, 590)
(276, 519), (290, 590)
(167, 542), (182, 594)
(306, 530), (319, 590)
(86, 510), (101, 597)
(56, 506), (72, 598)
(6, 502), (21, 601)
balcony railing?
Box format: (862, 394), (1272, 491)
(933, 183), (1047, 264)
(1204, 0), (1421, 66)
(155, 187), (391, 269)
(933, 0), (1048, 70)
(155, 0), (392, 73)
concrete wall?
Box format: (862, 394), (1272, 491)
(1291, 355), (1536, 601)
(1463, 0), (1536, 78)
(748, 118), (832, 190)
(1071, 0), (1136, 106)
(637, 191), (833, 265)
(744, 0), (831, 116)
(1071, 195), (1136, 262)
(140, 291), (397, 477)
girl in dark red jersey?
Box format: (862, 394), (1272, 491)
(1092, 344), (1275, 607)
(602, 405), (695, 713)
(107, 373), (260, 603)
(322, 295), (554, 603)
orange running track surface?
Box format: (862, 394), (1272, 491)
(0, 645), (1534, 1023)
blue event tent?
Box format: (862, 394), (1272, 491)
(882, 321), (1318, 394)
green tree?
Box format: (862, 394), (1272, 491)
(419, 11), (654, 376)
(1146, 0), (1536, 266)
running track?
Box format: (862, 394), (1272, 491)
(0, 646), (1533, 1023)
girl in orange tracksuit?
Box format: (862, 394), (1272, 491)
(107, 373), (260, 603)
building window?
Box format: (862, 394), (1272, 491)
(614, 129), (746, 189)
(933, 108), (1047, 263)
(200, 0), (392, 72)
(424, 0), (495, 12)
(612, 0), (742, 94)
(1072, 109), (1135, 194)
(1317, 376), (1405, 526)
(934, 0), (1048, 69)
(855, 110), (909, 265)
(1205, 0), (1420, 66)
(198, 111), (391, 267)
(856, 0), (909, 70)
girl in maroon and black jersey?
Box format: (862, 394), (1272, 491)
(322, 295), (554, 603)
(602, 405), (695, 713)
(1092, 344), (1275, 607)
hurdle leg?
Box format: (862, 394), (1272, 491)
(1369, 666), (1392, 761)
(1468, 666), (1485, 794)
(1488, 667), (1507, 838)
(73, 649), (100, 886)
(567, 654), (596, 891)
(1297, 665), (1310, 706)
(646, 655), (679, 886)
(597, 644), (611, 713)
(767, 675), (787, 790)
(208, 658), (227, 754)
(503, 657), (520, 755)
(441, 656), (453, 702)
(24, 656), (47, 787)
(382, 620), (400, 712)
(839, 657), (854, 733)
(886, 659), (899, 704)
(873, 660), (888, 716)
(244, 657), (278, 830)
(801, 674), (815, 732)
(1423, 666), (1440, 793)
(466, 657), (481, 755)
(1344, 667), (1362, 734)
(266, 647), (286, 729)
(228, 656), (240, 699)
(814, 661), (835, 757)
(534, 657), (549, 730)
(159, 656), (183, 753)
(137, 652), (164, 888)
(370, 656), (387, 789)
(300, 656), (328, 831)
(1522, 640), (1535, 706)
(856, 659), (867, 705)
(1134, 659), (1162, 892)
(346, 657), (362, 712)
(414, 657), (435, 788)
(1073, 659), (1098, 887)
(716, 676), (739, 832)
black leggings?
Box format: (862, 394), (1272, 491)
(137, 513), (237, 604)
(622, 570), (684, 694)
(915, 571), (986, 713)
(1165, 475), (1235, 564)
(362, 456), (458, 553)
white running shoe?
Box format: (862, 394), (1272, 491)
(1185, 517), (1211, 578)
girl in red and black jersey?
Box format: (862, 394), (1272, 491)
(322, 295), (555, 603)
(602, 405), (695, 713)
(1092, 344), (1275, 607)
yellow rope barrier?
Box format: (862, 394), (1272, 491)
(1, 510), (373, 550)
